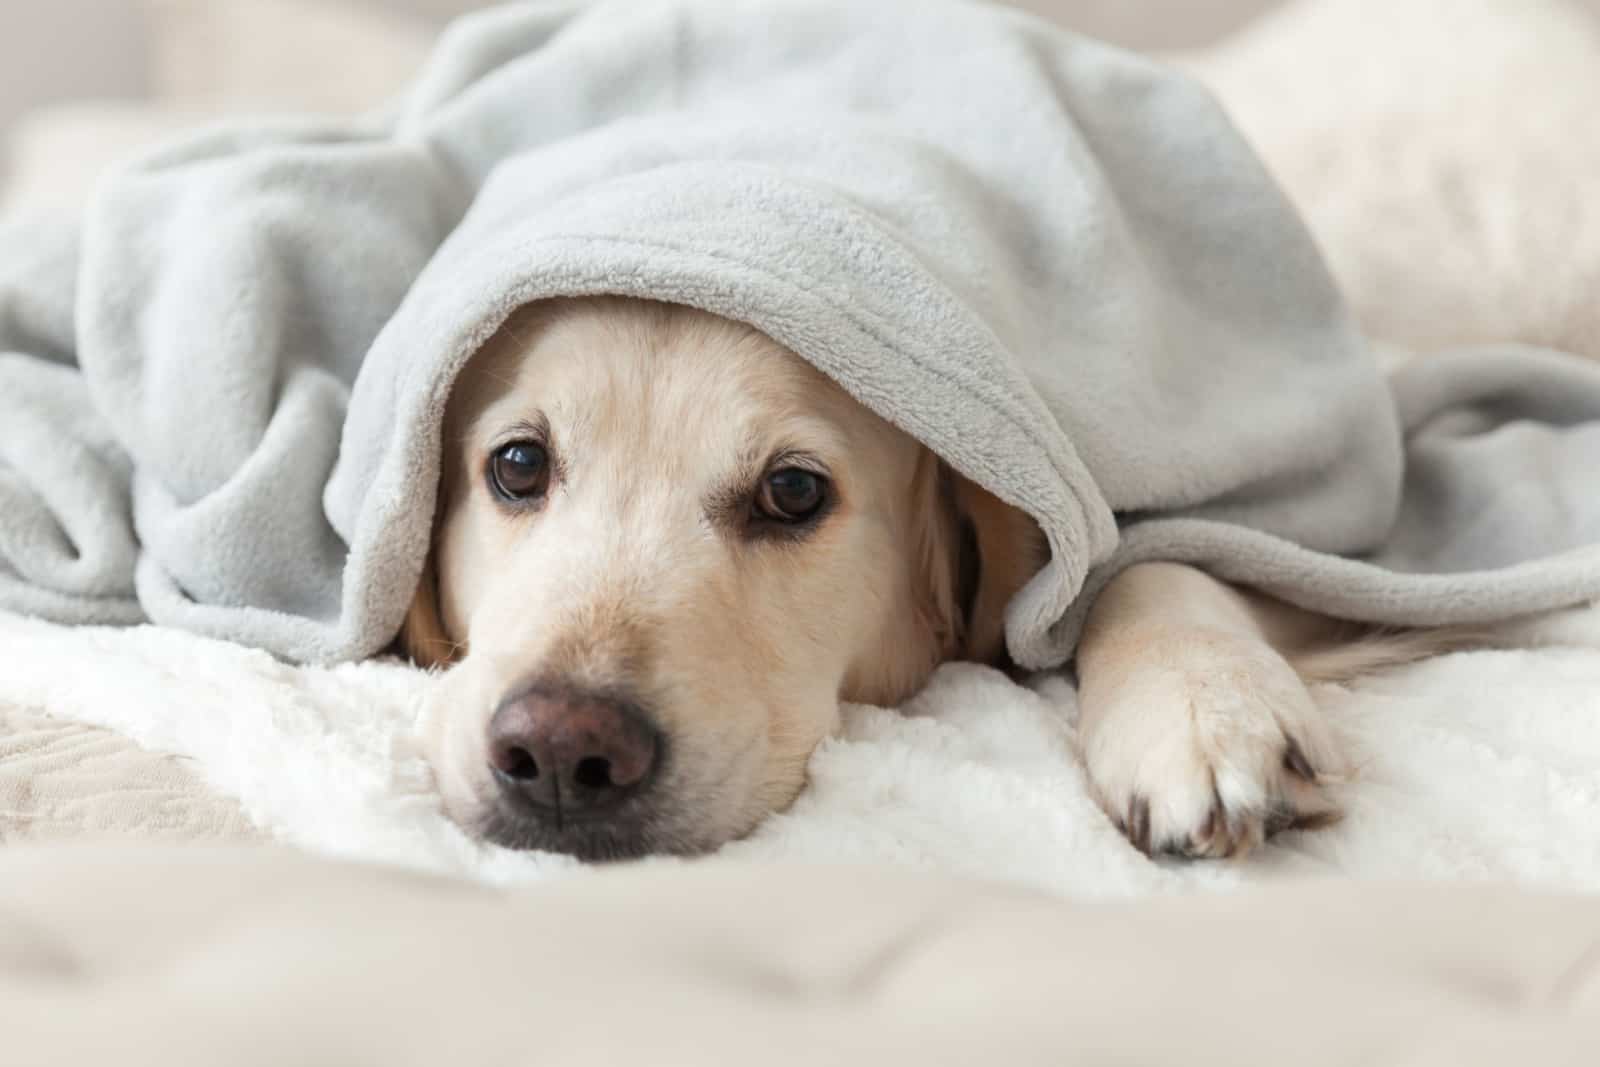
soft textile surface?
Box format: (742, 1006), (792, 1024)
(4, 847), (1600, 1065)
(3, 0), (1600, 881)
(4, 0), (1600, 671)
(0, 704), (252, 844)
(5, 607), (1600, 890)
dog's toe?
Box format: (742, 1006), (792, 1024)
(1081, 627), (1346, 860)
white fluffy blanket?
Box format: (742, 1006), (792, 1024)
(4, 607), (1600, 891)
(5, 0), (1600, 891)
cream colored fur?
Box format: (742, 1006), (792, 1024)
(1077, 564), (1348, 856)
(405, 298), (1042, 856)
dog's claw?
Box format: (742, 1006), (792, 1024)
(1121, 777), (1338, 862)
(1288, 807), (1343, 833)
(1081, 623), (1346, 864)
(1126, 795), (1152, 854)
(1283, 737), (1317, 781)
(1264, 804), (1299, 836)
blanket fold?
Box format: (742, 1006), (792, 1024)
(2, 0), (1598, 667)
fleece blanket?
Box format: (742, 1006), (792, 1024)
(4, 0), (1600, 671)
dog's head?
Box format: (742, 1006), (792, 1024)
(402, 297), (1042, 858)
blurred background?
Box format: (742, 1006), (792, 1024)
(0, 0), (1295, 127)
(0, 0), (1285, 126)
(6, 0), (1600, 354)
(0, 0), (1290, 214)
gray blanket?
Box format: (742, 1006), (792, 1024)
(3, 0), (1599, 669)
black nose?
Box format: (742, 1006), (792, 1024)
(487, 687), (660, 815)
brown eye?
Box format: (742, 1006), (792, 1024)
(489, 441), (550, 502)
(756, 468), (827, 523)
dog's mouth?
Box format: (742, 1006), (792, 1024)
(472, 749), (734, 860)
(473, 798), (716, 861)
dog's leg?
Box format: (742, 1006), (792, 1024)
(1076, 562), (1346, 858)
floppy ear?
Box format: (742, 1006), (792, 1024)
(907, 449), (969, 661)
(396, 550), (460, 669)
(910, 452), (1048, 668)
(949, 474), (1047, 666)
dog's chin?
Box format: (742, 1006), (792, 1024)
(471, 797), (741, 861)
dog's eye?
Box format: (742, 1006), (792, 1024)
(756, 468), (826, 523)
(489, 441), (551, 502)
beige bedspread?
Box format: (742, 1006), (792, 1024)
(3, 845), (1598, 1065)
(0, 704), (252, 844)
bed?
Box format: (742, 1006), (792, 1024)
(5, 845), (1600, 1064)
(2, 1), (1600, 1057)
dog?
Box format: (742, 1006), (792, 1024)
(402, 296), (1424, 860)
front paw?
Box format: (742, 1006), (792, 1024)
(1080, 626), (1345, 858)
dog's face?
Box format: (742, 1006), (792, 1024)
(404, 298), (1041, 859)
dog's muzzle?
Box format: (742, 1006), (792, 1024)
(480, 682), (663, 859)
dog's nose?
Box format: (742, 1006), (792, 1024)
(487, 688), (660, 814)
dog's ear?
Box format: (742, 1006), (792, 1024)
(908, 449), (969, 661)
(910, 453), (1047, 667)
(396, 550), (460, 669)
(949, 474), (1046, 666)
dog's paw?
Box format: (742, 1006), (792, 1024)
(1079, 625), (1344, 859)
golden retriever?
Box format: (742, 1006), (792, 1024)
(402, 296), (1385, 860)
